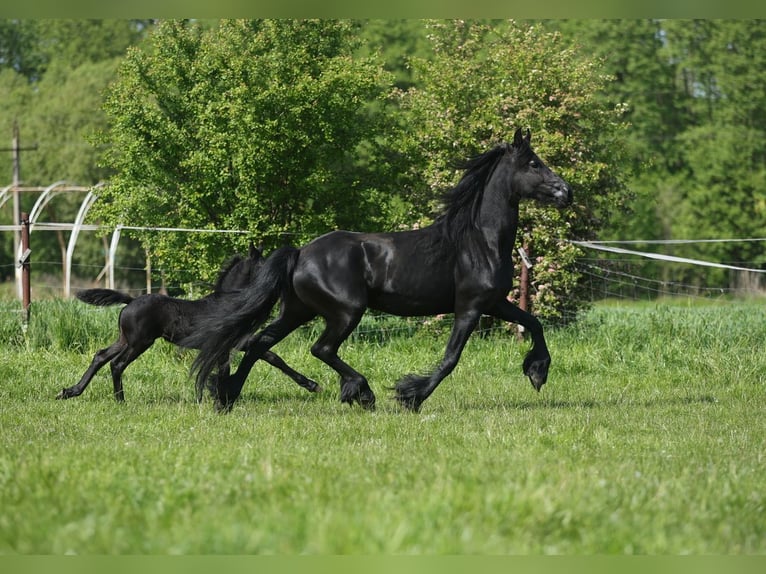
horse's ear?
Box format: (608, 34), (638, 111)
(249, 242), (263, 259)
(512, 128), (532, 149)
(513, 127), (524, 147)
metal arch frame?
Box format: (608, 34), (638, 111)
(27, 180), (72, 226)
(107, 224), (123, 290)
(63, 182), (104, 297)
(14, 181), (76, 299)
(9, 182), (105, 299)
(0, 185), (13, 210)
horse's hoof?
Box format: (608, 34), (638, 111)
(523, 357), (550, 391)
(394, 392), (422, 413)
(55, 389), (67, 400)
(359, 393), (376, 411)
(214, 400), (234, 414)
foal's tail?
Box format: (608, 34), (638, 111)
(187, 245), (300, 390)
(76, 288), (134, 307)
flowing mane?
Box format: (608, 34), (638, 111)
(212, 254), (246, 292)
(437, 143), (511, 244)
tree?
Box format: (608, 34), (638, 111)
(0, 20), (46, 80)
(664, 20), (766, 284)
(93, 19), (394, 284)
(392, 20), (630, 322)
(0, 20), (152, 288)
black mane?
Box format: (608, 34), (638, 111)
(437, 143), (511, 244)
(212, 254), (246, 292)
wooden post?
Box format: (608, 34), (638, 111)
(145, 248), (152, 294)
(20, 212), (31, 324)
(517, 241), (532, 340)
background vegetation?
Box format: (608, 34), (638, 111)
(2, 20), (764, 318)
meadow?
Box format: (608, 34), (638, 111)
(0, 297), (764, 554)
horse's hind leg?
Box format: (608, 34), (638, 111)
(215, 309), (315, 412)
(311, 311), (375, 409)
(198, 359), (230, 403)
(57, 340), (125, 400)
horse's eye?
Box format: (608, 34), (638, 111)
(529, 160), (539, 169)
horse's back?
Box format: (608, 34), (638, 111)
(294, 228), (456, 316)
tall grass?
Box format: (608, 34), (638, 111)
(0, 298), (764, 553)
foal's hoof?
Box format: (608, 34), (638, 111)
(55, 389), (68, 400)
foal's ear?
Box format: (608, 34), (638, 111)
(249, 242), (263, 259)
(513, 127), (531, 147)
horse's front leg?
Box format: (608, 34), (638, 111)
(490, 299), (550, 391)
(394, 309), (482, 412)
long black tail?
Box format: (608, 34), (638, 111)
(186, 245), (300, 391)
(76, 288), (134, 307)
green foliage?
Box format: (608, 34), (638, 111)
(94, 20), (395, 283)
(0, 298), (120, 352)
(554, 20), (766, 291)
(0, 20), (152, 283)
(1, 301), (765, 552)
(393, 21), (630, 322)
(10, 19), (765, 314)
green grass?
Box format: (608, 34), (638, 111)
(0, 299), (764, 554)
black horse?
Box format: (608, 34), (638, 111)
(189, 129), (571, 412)
(57, 244), (321, 402)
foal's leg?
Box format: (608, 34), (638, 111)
(395, 309), (482, 412)
(108, 342), (153, 402)
(310, 310), (374, 409)
(262, 350), (322, 393)
(233, 334), (321, 393)
(490, 299), (550, 391)
(57, 340), (125, 400)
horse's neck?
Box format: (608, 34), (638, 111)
(477, 187), (519, 260)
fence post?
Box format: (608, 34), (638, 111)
(20, 212), (31, 324)
(517, 241), (532, 340)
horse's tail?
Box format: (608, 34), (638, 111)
(75, 288), (134, 307)
(188, 245), (300, 390)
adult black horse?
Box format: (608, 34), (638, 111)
(189, 128), (572, 412)
(57, 244), (321, 403)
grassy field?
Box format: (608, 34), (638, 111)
(0, 298), (764, 554)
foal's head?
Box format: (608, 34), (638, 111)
(215, 243), (264, 292)
(506, 128), (571, 207)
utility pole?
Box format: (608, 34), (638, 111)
(2, 122), (38, 299)
(12, 121), (22, 260)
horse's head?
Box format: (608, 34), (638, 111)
(507, 128), (571, 208)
